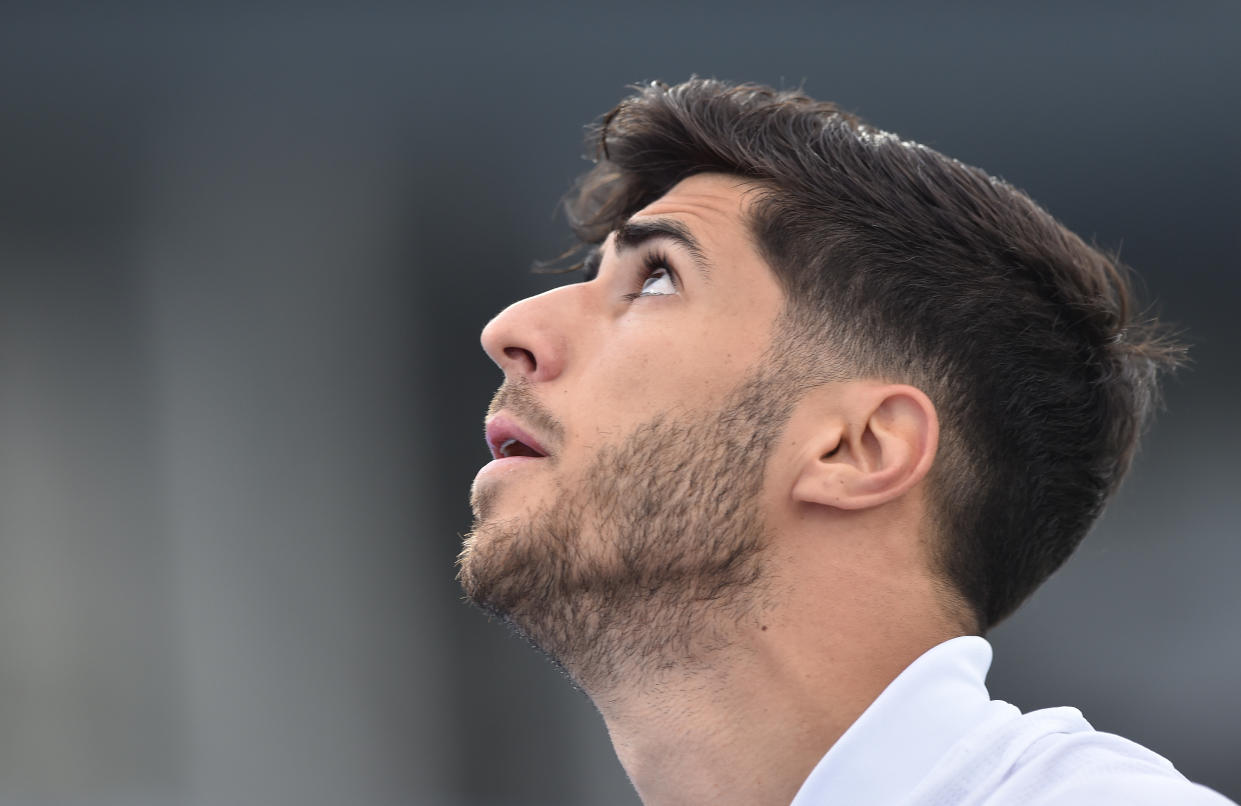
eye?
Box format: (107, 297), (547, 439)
(622, 251), (679, 301)
(639, 266), (676, 296)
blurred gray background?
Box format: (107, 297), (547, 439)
(0, 3), (1237, 805)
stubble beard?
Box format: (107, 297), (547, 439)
(458, 371), (800, 694)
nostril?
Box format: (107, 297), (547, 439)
(504, 346), (537, 373)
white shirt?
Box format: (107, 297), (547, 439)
(789, 636), (1236, 805)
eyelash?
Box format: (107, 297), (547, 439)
(621, 250), (678, 302)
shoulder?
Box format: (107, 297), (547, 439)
(904, 705), (1237, 806)
(980, 711), (1236, 806)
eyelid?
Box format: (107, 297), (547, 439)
(641, 250), (678, 289)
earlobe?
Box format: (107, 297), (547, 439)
(791, 384), (939, 512)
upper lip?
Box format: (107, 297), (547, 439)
(485, 413), (550, 460)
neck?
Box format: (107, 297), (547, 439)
(585, 556), (963, 806)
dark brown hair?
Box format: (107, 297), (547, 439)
(561, 78), (1185, 631)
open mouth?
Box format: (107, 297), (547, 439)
(485, 415), (550, 461)
(497, 438), (545, 458)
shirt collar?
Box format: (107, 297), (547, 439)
(789, 635), (995, 806)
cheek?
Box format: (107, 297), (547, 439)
(590, 333), (746, 420)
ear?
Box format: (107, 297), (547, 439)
(791, 383), (939, 511)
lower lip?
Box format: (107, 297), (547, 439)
(474, 455), (545, 484)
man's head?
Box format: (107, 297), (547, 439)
(460, 79), (1182, 675)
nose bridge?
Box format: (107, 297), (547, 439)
(480, 283), (581, 383)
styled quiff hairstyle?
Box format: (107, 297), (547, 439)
(564, 78), (1184, 631)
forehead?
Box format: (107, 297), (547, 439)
(627, 173), (758, 234)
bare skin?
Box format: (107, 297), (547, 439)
(464, 174), (969, 806)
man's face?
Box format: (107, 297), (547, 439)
(459, 173), (795, 688)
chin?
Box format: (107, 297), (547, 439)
(468, 477), (499, 524)
(455, 518), (503, 609)
(457, 503), (556, 611)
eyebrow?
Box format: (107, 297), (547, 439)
(613, 217), (712, 276)
(579, 217), (713, 283)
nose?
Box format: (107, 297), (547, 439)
(480, 286), (573, 383)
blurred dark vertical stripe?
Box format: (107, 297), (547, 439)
(0, 34), (182, 803)
(133, 78), (448, 804)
